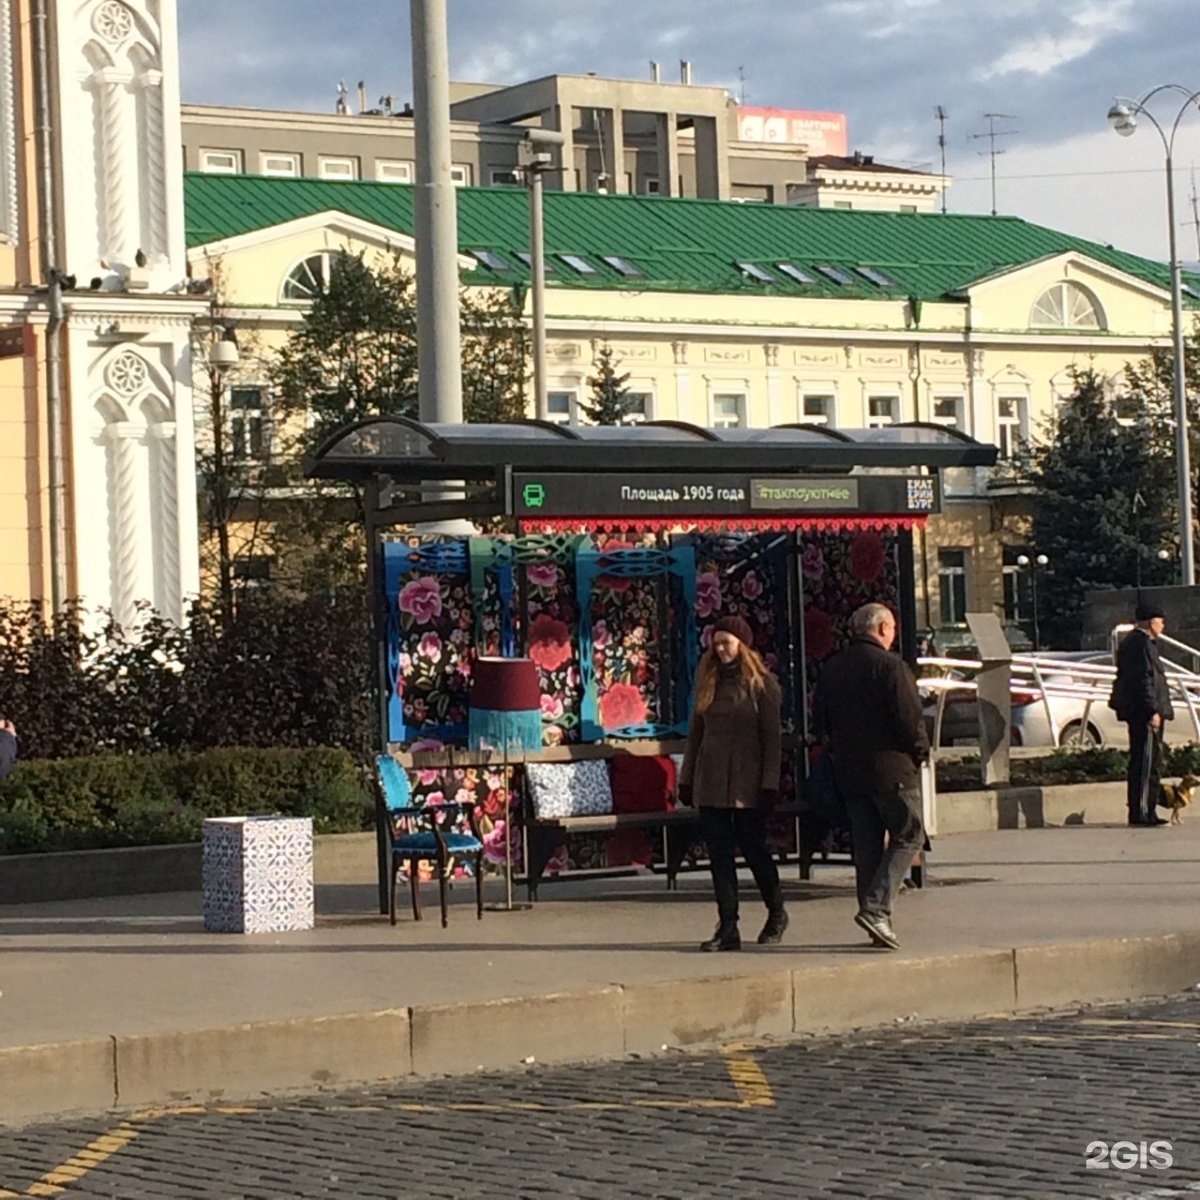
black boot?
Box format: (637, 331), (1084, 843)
(700, 921), (741, 952)
(757, 908), (789, 945)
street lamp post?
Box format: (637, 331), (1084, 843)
(1017, 553), (1049, 651)
(1108, 85), (1200, 585)
(519, 129), (566, 421)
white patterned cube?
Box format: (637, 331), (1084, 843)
(203, 816), (314, 934)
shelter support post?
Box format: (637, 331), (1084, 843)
(966, 613), (1012, 789)
(365, 485), (391, 914)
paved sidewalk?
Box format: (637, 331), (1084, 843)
(2, 822), (1198, 1047)
(2, 822), (1199, 1121)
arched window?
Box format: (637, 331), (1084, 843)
(281, 252), (333, 303)
(1030, 281), (1104, 330)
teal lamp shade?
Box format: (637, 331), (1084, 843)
(468, 657), (543, 752)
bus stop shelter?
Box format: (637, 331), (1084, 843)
(306, 417), (998, 908)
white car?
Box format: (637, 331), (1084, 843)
(921, 653), (1200, 749)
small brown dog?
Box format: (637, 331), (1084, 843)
(1158, 774), (1199, 825)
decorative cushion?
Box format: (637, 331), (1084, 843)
(393, 832), (483, 855)
(526, 760), (613, 820)
(611, 755), (676, 814)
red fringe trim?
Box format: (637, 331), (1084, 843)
(518, 515), (927, 535)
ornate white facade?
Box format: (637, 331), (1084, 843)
(51, 0), (200, 623)
(0, 0), (16, 244)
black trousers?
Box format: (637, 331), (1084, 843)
(699, 806), (783, 925)
(843, 786), (924, 919)
(1126, 719), (1163, 824)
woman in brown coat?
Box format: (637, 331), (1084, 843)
(679, 615), (785, 951)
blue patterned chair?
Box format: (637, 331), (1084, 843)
(376, 755), (485, 928)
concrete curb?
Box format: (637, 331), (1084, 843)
(4, 931), (1198, 1125)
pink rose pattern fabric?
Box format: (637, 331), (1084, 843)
(590, 533), (662, 733)
(392, 530), (898, 877)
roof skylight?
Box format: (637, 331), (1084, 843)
(559, 253), (598, 275)
(815, 264), (856, 286)
(514, 251), (555, 272)
(602, 255), (643, 278)
(737, 261), (774, 283)
(776, 262), (816, 285)
(856, 266), (897, 288)
(472, 249), (511, 271)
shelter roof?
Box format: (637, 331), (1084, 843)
(305, 416), (996, 484)
(185, 172), (1199, 303)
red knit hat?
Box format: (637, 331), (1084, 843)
(712, 615), (754, 647)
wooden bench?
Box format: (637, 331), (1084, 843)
(389, 740), (860, 899)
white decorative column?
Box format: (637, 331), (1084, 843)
(104, 420), (142, 625)
(0, 0), (17, 243)
(764, 343), (781, 427)
(672, 341), (690, 422)
(133, 68), (167, 262)
(147, 419), (179, 621)
(93, 66), (134, 265)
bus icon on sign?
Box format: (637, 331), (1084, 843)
(522, 482), (546, 508)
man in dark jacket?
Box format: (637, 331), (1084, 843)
(812, 602), (929, 950)
(0, 717), (16, 781)
(1110, 602), (1173, 826)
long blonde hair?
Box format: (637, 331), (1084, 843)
(694, 643), (779, 712)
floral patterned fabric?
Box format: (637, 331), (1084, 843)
(385, 528), (909, 879)
(525, 558), (583, 746)
(800, 530), (901, 700)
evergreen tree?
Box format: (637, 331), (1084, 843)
(1023, 367), (1175, 649)
(269, 250), (420, 447)
(580, 341), (633, 425)
(1120, 317), (1200, 533)
(460, 284), (530, 423)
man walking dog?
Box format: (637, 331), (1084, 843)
(1110, 602), (1172, 827)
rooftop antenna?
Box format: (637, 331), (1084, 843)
(336, 80), (349, 116)
(970, 112), (1018, 216)
(357, 80), (367, 114)
(935, 104), (948, 214)
(738, 65), (747, 105)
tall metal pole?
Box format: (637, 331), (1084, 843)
(1165, 151), (1196, 583)
(32, 0), (68, 612)
(529, 166), (547, 420)
(1109, 86), (1200, 584)
(411, 0), (462, 425)
(1030, 568), (1040, 652)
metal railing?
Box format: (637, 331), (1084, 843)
(918, 632), (1200, 750)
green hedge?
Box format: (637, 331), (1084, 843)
(0, 747), (373, 855)
(937, 744), (1200, 793)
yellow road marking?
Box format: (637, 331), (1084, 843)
(0, 1052), (776, 1195)
(19, 1122), (139, 1197)
(722, 1047), (775, 1108)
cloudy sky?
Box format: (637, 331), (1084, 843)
(178, 0), (1200, 262)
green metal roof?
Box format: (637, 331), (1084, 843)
(184, 172), (1196, 304)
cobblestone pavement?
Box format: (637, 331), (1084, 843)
(3, 993), (1200, 1199)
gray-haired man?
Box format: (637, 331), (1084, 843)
(812, 603), (929, 949)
